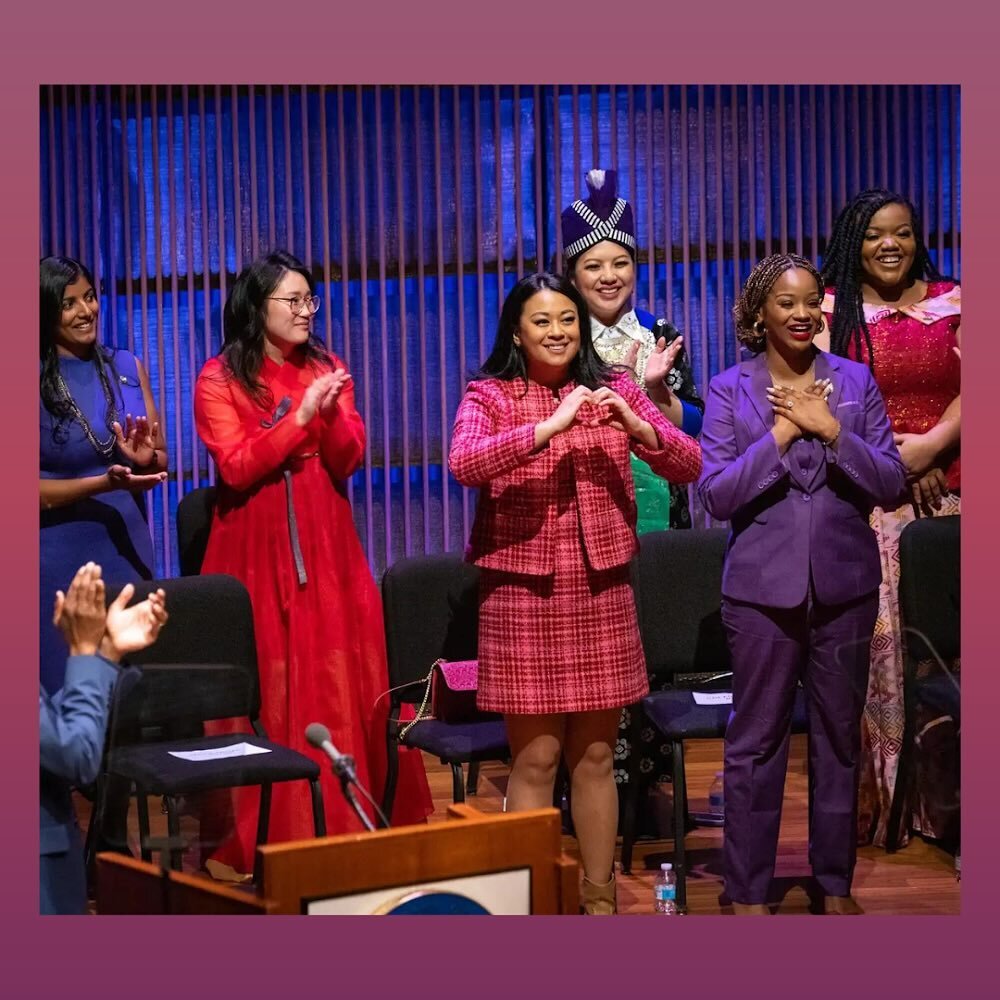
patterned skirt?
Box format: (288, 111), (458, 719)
(858, 493), (961, 847)
(476, 498), (649, 716)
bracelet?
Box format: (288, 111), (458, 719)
(822, 422), (842, 448)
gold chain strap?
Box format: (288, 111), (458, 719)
(397, 659), (444, 741)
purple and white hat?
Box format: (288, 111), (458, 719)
(560, 168), (636, 261)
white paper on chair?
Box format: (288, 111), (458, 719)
(168, 742), (272, 761)
(692, 691), (733, 705)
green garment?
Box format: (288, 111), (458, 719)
(631, 452), (671, 535)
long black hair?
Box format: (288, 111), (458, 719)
(821, 188), (946, 367)
(217, 250), (332, 409)
(40, 255), (121, 442)
(475, 272), (613, 390)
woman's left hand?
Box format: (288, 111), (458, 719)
(643, 335), (684, 396)
(765, 384), (840, 441)
(587, 387), (658, 448)
(893, 431), (939, 478)
(319, 367), (352, 416)
(112, 414), (159, 468)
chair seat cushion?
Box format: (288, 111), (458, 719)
(107, 733), (320, 793)
(401, 720), (509, 763)
(641, 687), (808, 741)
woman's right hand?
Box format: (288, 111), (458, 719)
(296, 372), (338, 426)
(538, 385), (593, 438)
(106, 465), (168, 493)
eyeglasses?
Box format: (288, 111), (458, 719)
(268, 295), (321, 316)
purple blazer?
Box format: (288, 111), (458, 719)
(697, 350), (906, 608)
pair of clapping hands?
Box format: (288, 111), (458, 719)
(107, 414), (168, 494)
(53, 562), (168, 663)
(296, 368), (352, 427)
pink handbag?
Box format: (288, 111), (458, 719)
(431, 659), (480, 723)
(400, 659), (480, 738)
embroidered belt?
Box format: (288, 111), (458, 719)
(282, 452), (320, 585)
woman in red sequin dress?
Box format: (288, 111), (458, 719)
(819, 190), (960, 847)
(194, 251), (431, 877)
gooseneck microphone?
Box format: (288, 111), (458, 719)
(305, 722), (389, 833)
(305, 723), (357, 780)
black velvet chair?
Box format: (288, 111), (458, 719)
(380, 553), (509, 818)
(620, 529), (808, 911)
(885, 514), (960, 853)
(176, 486), (217, 575)
(85, 574), (325, 884)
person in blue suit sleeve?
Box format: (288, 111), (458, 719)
(40, 562), (167, 914)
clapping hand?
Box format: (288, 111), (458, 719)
(112, 414), (159, 468)
(319, 367), (352, 416)
(103, 584), (168, 660)
(107, 464), (168, 493)
(53, 563), (107, 656)
(642, 335), (685, 398)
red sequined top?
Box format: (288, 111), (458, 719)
(823, 281), (961, 491)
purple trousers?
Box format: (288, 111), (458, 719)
(721, 589), (878, 903)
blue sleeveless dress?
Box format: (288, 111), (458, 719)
(40, 350), (155, 692)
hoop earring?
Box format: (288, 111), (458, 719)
(754, 321), (767, 335)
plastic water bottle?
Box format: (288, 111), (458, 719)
(653, 862), (679, 915)
(708, 771), (725, 820)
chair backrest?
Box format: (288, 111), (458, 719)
(176, 486), (217, 576)
(112, 574), (262, 728)
(381, 553), (479, 703)
(635, 528), (731, 677)
(898, 514), (960, 663)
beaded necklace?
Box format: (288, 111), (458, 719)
(53, 355), (121, 459)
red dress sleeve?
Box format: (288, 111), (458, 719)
(194, 360), (312, 491)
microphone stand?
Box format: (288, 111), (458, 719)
(326, 751), (378, 833)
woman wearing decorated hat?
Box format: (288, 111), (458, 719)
(560, 168), (704, 533)
(561, 169), (706, 811)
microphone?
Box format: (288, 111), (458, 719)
(305, 722), (357, 782)
(305, 722), (389, 832)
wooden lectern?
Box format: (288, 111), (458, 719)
(96, 805), (579, 915)
(259, 805), (578, 914)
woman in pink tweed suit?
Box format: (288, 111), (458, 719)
(449, 273), (701, 913)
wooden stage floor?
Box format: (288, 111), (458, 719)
(80, 732), (959, 916)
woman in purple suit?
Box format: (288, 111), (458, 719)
(698, 254), (906, 915)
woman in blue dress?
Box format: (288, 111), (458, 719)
(39, 256), (167, 852)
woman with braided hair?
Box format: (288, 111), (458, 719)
(698, 254), (905, 914)
(818, 189), (961, 849)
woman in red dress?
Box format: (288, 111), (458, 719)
(194, 251), (431, 877)
(449, 273), (701, 912)
(818, 190), (960, 849)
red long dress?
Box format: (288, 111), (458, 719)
(194, 350), (431, 873)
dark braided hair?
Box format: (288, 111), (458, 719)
(40, 256), (122, 445)
(733, 253), (823, 354)
(215, 250), (333, 410)
(821, 189), (944, 367)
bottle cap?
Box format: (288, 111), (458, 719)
(661, 863), (673, 871)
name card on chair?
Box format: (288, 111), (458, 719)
(168, 742), (272, 761)
(692, 691), (733, 706)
